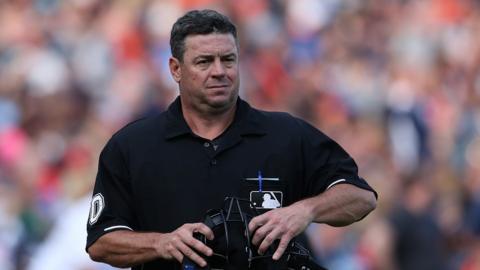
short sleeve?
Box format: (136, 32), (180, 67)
(298, 119), (377, 199)
(86, 137), (137, 251)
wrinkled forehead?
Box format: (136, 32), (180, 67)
(183, 33), (238, 57)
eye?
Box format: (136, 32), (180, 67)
(223, 57), (236, 66)
(195, 58), (213, 69)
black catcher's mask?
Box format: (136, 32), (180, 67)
(182, 197), (327, 270)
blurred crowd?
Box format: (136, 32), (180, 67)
(0, 0), (479, 269)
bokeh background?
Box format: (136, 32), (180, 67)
(1, 0), (480, 269)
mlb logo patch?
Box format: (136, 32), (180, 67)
(250, 191), (283, 209)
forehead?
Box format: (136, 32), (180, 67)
(183, 33), (238, 57)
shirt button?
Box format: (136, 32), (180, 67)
(211, 159), (217, 165)
(204, 142), (210, 147)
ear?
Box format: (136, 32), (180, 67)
(169, 57), (181, 83)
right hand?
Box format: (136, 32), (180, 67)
(156, 223), (214, 267)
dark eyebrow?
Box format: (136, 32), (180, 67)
(222, 53), (237, 59)
(194, 52), (237, 59)
(194, 55), (214, 61)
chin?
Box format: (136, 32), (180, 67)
(209, 100), (232, 109)
(210, 93), (236, 105)
(207, 97), (236, 111)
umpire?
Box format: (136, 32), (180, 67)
(86, 9), (377, 270)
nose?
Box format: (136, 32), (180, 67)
(210, 58), (226, 78)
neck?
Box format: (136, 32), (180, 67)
(181, 101), (237, 140)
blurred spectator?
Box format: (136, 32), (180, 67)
(27, 196), (120, 270)
(389, 177), (447, 270)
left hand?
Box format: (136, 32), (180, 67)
(248, 201), (313, 260)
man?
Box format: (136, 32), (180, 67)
(86, 9), (377, 270)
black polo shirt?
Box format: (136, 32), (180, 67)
(86, 97), (376, 269)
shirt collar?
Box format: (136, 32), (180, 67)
(164, 96), (266, 140)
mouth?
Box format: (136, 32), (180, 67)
(207, 85), (229, 89)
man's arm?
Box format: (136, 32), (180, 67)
(248, 184), (377, 260)
(87, 223), (214, 268)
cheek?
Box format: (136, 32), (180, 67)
(181, 70), (200, 86)
(188, 69), (206, 82)
(227, 69), (239, 81)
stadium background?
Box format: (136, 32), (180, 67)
(0, 0), (479, 269)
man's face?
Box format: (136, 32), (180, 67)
(170, 33), (239, 114)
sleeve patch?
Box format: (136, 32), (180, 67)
(89, 193), (105, 225)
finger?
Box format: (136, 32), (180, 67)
(177, 241), (207, 267)
(248, 215), (268, 233)
(187, 237), (213, 257)
(257, 228), (283, 255)
(170, 248), (184, 263)
(251, 223), (273, 246)
(272, 233), (293, 260)
(193, 223), (215, 241)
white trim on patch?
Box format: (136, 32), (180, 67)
(104, 225), (133, 232)
(327, 179), (346, 190)
(89, 193), (105, 225)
